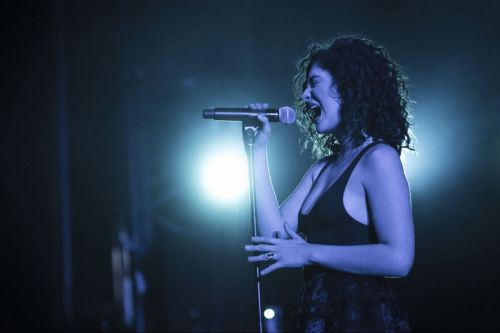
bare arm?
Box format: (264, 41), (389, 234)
(254, 146), (324, 237)
(252, 144), (283, 237)
(250, 103), (322, 237)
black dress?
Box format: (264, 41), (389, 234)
(291, 142), (411, 332)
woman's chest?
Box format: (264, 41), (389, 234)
(300, 162), (369, 226)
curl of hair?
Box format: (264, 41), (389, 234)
(293, 35), (414, 160)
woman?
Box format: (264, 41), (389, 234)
(244, 35), (415, 332)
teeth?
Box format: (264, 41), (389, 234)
(310, 105), (321, 118)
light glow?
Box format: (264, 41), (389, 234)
(200, 148), (248, 203)
(264, 308), (275, 319)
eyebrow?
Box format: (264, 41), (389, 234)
(308, 75), (321, 81)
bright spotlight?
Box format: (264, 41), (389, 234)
(264, 308), (275, 319)
(200, 148), (248, 203)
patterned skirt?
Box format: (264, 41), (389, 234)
(290, 269), (411, 332)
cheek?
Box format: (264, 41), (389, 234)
(331, 97), (341, 112)
(327, 97), (341, 113)
(335, 100), (342, 112)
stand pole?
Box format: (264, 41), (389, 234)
(242, 122), (263, 333)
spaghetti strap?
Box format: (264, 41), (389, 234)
(314, 157), (333, 184)
(341, 141), (383, 181)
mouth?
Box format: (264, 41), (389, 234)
(307, 105), (322, 121)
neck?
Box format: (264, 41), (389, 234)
(338, 136), (374, 156)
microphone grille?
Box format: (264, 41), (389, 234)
(278, 106), (296, 125)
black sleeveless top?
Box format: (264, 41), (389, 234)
(298, 142), (380, 280)
(292, 142), (411, 332)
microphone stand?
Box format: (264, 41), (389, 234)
(242, 119), (264, 333)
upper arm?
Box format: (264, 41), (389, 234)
(361, 144), (415, 274)
(278, 159), (326, 233)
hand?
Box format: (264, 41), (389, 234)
(245, 103), (271, 150)
(244, 222), (311, 276)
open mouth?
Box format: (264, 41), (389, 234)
(308, 105), (322, 121)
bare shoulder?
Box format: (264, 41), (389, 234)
(359, 143), (406, 182)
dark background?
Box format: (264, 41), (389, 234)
(2, 0), (499, 331)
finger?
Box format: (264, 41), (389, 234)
(256, 114), (270, 128)
(248, 253), (272, 263)
(256, 103), (263, 109)
(249, 103), (256, 110)
(260, 262), (283, 276)
(262, 103), (270, 109)
(244, 244), (276, 252)
(284, 221), (302, 241)
(256, 114), (269, 123)
(256, 114), (271, 135)
(252, 236), (281, 245)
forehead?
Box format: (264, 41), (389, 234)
(307, 63), (334, 81)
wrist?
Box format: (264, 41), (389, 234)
(305, 243), (315, 266)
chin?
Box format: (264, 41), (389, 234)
(316, 128), (328, 134)
(315, 126), (326, 134)
(316, 123), (338, 135)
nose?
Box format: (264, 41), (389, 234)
(301, 87), (311, 102)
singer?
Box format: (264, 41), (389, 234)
(244, 35), (414, 332)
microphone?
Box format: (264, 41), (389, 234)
(203, 106), (296, 125)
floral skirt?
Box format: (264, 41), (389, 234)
(290, 269), (411, 332)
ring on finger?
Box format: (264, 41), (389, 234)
(265, 252), (276, 260)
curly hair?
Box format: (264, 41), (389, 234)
(293, 35), (414, 160)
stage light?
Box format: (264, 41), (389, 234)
(263, 308), (275, 319)
(200, 148), (248, 203)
